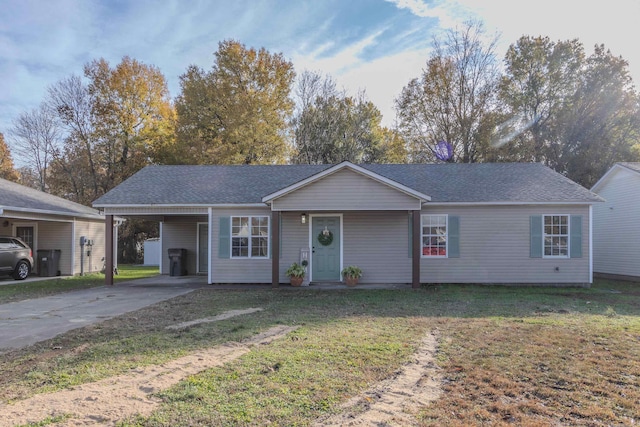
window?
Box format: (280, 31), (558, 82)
(422, 215), (447, 257)
(543, 215), (569, 257)
(231, 216), (269, 258)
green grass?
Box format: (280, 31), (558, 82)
(0, 265), (159, 304)
(0, 279), (638, 426)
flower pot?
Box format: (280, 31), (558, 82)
(290, 276), (303, 287)
(344, 276), (359, 287)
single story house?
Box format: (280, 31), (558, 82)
(1, 178), (109, 276)
(93, 161), (603, 287)
(591, 162), (640, 280)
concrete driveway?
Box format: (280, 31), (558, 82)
(0, 276), (207, 352)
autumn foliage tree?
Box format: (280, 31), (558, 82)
(0, 133), (19, 182)
(174, 40), (295, 165)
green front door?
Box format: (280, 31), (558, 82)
(312, 216), (341, 281)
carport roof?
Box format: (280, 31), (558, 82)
(0, 178), (103, 219)
(93, 162), (603, 207)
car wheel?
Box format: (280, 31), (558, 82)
(13, 261), (30, 280)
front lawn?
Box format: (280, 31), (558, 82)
(0, 265), (159, 304)
(0, 279), (638, 426)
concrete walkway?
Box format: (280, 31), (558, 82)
(0, 276), (206, 352)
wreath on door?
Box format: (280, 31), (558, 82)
(317, 228), (334, 246)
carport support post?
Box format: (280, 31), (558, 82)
(105, 215), (114, 286)
(271, 211), (280, 288)
(412, 210), (420, 288)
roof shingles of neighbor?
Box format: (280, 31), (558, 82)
(0, 178), (102, 217)
(93, 162), (603, 206)
(617, 162), (640, 173)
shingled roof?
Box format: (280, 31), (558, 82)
(0, 178), (103, 219)
(93, 162), (603, 207)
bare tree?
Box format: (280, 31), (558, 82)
(10, 104), (60, 191)
(396, 20), (500, 163)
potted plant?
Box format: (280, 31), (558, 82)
(341, 265), (363, 286)
(286, 262), (306, 286)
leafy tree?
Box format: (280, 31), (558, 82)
(499, 36), (584, 165)
(396, 21), (500, 163)
(0, 133), (19, 182)
(558, 45), (640, 187)
(45, 74), (99, 203)
(292, 71), (406, 164)
(174, 40), (295, 165)
(499, 37), (640, 187)
(85, 56), (175, 190)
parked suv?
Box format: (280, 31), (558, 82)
(0, 236), (33, 280)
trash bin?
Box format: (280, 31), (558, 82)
(37, 249), (61, 277)
(168, 248), (187, 276)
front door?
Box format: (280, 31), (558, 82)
(312, 216), (341, 282)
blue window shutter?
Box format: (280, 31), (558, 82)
(448, 216), (460, 258)
(570, 215), (582, 258)
(530, 216), (542, 258)
(408, 215), (413, 258)
(218, 217), (230, 259)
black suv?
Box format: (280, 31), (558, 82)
(0, 236), (33, 280)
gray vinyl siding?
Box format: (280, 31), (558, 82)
(342, 211), (412, 283)
(279, 211), (412, 284)
(210, 208), (272, 283)
(161, 217), (204, 275)
(420, 205), (591, 284)
(273, 168), (421, 211)
(279, 212), (310, 282)
(592, 167), (640, 277)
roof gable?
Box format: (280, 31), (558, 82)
(261, 161), (431, 204)
(592, 162), (640, 192)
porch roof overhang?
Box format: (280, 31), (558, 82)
(261, 161), (430, 211)
(0, 206), (105, 222)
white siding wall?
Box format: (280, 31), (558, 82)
(420, 205), (591, 284)
(36, 222), (72, 275)
(593, 168), (640, 277)
(273, 168), (420, 211)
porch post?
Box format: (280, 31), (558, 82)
(412, 210), (420, 289)
(105, 214), (114, 286)
(271, 211), (280, 288)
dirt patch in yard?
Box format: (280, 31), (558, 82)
(0, 325), (297, 427)
(315, 331), (441, 427)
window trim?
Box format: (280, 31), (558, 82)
(230, 215), (270, 259)
(421, 214), (448, 258)
(542, 214), (570, 259)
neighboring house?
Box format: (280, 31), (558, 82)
(592, 162), (640, 280)
(0, 178), (108, 276)
(94, 161), (602, 287)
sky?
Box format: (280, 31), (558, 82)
(1, 0), (639, 144)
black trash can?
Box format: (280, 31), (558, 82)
(168, 248), (187, 276)
(37, 249), (61, 277)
